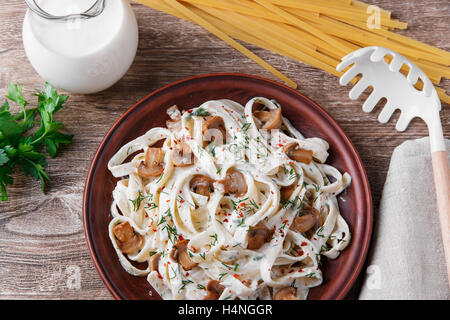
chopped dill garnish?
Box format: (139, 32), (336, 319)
(241, 122), (251, 133)
(210, 233), (218, 246)
(218, 272), (228, 280)
(221, 262), (233, 270)
(186, 107), (210, 120)
(129, 190), (152, 211)
(208, 142), (216, 157)
(179, 280), (193, 292)
(316, 226), (325, 238)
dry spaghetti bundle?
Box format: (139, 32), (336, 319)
(135, 0), (450, 104)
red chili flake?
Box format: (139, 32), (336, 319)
(298, 250), (304, 256)
(179, 190), (183, 193)
(157, 274), (163, 279)
(282, 219), (289, 224)
(271, 191), (274, 194)
(185, 127), (189, 131)
(224, 219), (229, 223)
(233, 274), (239, 279)
(166, 200), (170, 203)
(277, 144), (283, 148)
(179, 235), (184, 241)
(185, 272), (190, 276)
(187, 110), (193, 114)
(301, 241), (307, 246)
(169, 147), (173, 150)
(298, 268), (303, 273)
(153, 229), (157, 232)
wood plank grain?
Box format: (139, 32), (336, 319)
(0, 0), (448, 299)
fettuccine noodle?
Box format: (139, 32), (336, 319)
(107, 97), (351, 300)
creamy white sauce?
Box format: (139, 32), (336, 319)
(107, 98), (351, 300)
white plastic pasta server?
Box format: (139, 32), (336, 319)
(336, 46), (450, 285)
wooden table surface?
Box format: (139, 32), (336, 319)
(0, 0), (448, 299)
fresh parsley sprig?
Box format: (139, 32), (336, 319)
(0, 83), (73, 201)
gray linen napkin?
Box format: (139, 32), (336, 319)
(359, 137), (450, 300)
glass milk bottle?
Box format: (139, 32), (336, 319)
(22, 0), (139, 94)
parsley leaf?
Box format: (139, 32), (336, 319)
(0, 149), (9, 166)
(0, 82), (73, 201)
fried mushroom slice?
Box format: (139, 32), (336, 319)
(273, 287), (297, 300)
(202, 116), (226, 145)
(280, 183), (297, 202)
(137, 147), (164, 177)
(189, 174), (215, 198)
(166, 105), (182, 132)
(112, 221), (144, 254)
(204, 280), (225, 300)
(170, 240), (198, 271)
(283, 142), (313, 164)
(291, 205), (321, 233)
(247, 223), (273, 250)
(219, 169), (247, 197)
(150, 252), (161, 272)
(253, 108), (282, 130)
(172, 141), (195, 167)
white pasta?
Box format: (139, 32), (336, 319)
(107, 97), (351, 300)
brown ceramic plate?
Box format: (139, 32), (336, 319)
(83, 73), (372, 300)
